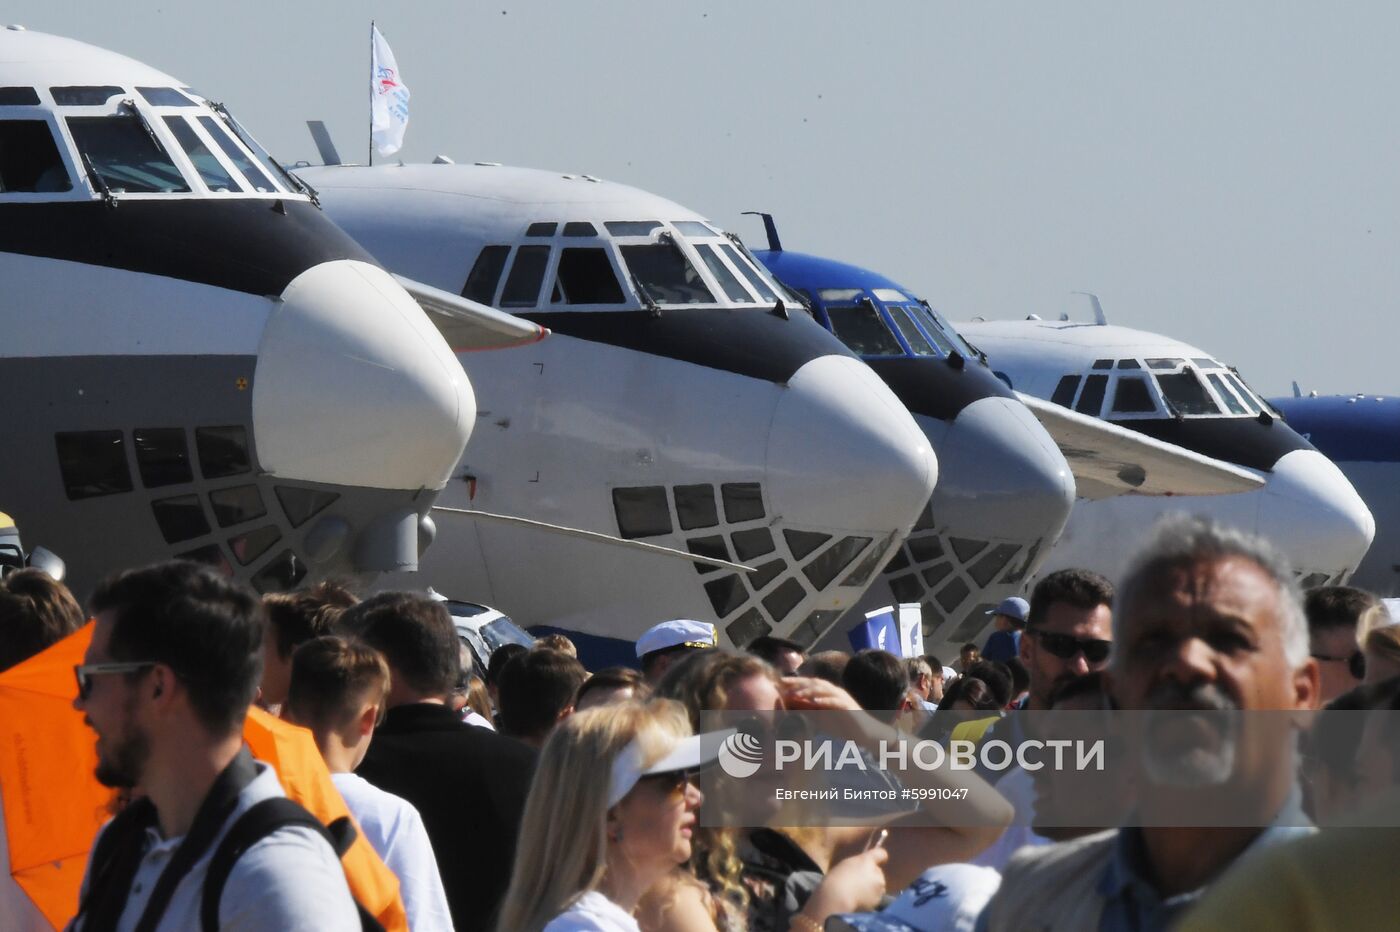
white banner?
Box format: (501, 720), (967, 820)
(370, 25), (410, 155)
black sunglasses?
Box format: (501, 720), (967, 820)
(1311, 650), (1366, 681)
(1030, 629), (1112, 664)
(639, 769), (694, 800)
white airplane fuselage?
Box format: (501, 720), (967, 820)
(0, 29), (473, 593)
(300, 164), (938, 664)
(960, 318), (1375, 587)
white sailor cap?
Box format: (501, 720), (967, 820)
(635, 619), (717, 659)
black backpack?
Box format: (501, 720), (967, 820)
(199, 796), (385, 932)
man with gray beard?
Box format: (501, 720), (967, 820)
(977, 515), (1320, 932)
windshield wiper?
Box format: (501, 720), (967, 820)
(629, 272), (662, 317)
(120, 98), (163, 153)
(81, 152), (116, 208)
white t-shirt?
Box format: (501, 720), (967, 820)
(543, 890), (640, 932)
(331, 772), (454, 932)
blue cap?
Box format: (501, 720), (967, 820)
(636, 619), (717, 658)
(986, 597), (1029, 623)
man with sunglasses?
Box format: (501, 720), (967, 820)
(1020, 569), (1115, 712)
(69, 561), (358, 931)
(1305, 585), (1377, 703)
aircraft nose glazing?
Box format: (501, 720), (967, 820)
(765, 355), (937, 538)
(930, 395), (1076, 545)
(1260, 449), (1375, 582)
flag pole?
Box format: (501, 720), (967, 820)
(368, 20), (374, 167)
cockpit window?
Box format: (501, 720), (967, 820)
(605, 220), (661, 237)
(827, 302), (905, 356)
(137, 87), (196, 107)
(0, 120), (72, 192)
(554, 247), (625, 304)
(195, 116), (277, 192)
(462, 245), (510, 304)
(694, 244), (752, 302)
(1092, 359), (1113, 370)
(887, 306), (938, 356)
(563, 221), (596, 237)
(1116, 359), (1141, 369)
(0, 88), (40, 106)
(718, 243), (778, 302)
(51, 86), (123, 106)
(1155, 369), (1220, 416)
(1146, 358), (1184, 370)
(501, 245), (551, 307)
(620, 243), (716, 304)
(910, 302), (971, 357)
(163, 117), (241, 192)
(1076, 374), (1108, 415)
(1051, 375), (1081, 408)
(210, 109), (301, 195)
(66, 116), (189, 194)
(526, 222), (556, 237)
(1192, 357), (1218, 370)
(1207, 373), (1248, 415)
(1110, 376), (1157, 414)
(1226, 373), (1263, 414)
(873, 288), (909, 302)
(673, 221), (716, 237)
(820, 289), (862, 302)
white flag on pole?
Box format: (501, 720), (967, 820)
(370, 25), (410, 155)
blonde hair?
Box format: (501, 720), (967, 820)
(495, 699), (693, 932)
(1357, 603), (1395, 646)
(1364, 618), (1400, 667)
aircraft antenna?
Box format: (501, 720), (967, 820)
(1070, 291), (1107, 326)
(1292, 380), (1302, 398)
(307, 121), (342, 166)
(741, 211), (782, 251)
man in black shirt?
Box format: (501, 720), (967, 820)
(342, 592), (536, 932)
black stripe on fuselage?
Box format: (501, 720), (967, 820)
(1114, 416), (1313, 472)
(0, 199), (375, 296)
(865, 357), (1015, 422)
(524, 307), (858, 384)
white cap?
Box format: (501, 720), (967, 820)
(827, 864), (1002, 932)
(606, 728), (731, 807)
(942, 666), (957, 682)
(635, 619), (717, 659)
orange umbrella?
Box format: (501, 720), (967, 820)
(0, 626), (407, 932)
(0, 623), (113, 930)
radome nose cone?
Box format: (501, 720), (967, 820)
(1263, 449), (1375, 576)
(253, 259), (475, 491)
(932, 396), (1076, 540)
(766, 355), (937, 533)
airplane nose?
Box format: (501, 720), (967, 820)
(1260, 449), (1375, 580)
(931, 395), (1076, 544)
(765, 355), (937, 535)
(252, 259), (475, 568)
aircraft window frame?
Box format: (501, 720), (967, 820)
(65, 114), (191, 195)
(562, 221), (597, 237)
(820, 288), (863, 302)
(825, 302), (907, 357)
(1076, 374), (1109, 416)
(500, 244), (552, 308)
(462, 244), (511, 304)
(1207, 372), (1249, 415)
(526, 221), (557, 237)
(1154, 368), (1222, 416)
(552, 246), (627, 305)
(207, 106), (302, 196)
(717, 243), (779, 302)
(1192, 357), (1218, 370)
(618, 242), (718, 306)
(0, 118), (74, 194)
(56, 431), (134, 500)
(196, 116), (278, 193)
(910, 302), (970, 357)
(1226, 372), (1264, 415)
(605, 220), (662, 237)
(0, 88), (40, 106)
(673, 221), (718, 238)
(1109, 375), (1159, 415)
(1116, 359), (1142, 370)
(1092, 359), (1113, 370)
(693, 243), (755, 303)
(872, 288), (910, 303)
(1051, 375), (1081, 408)
(887, 305), (940, 357)
(1146, 358), (1185, 370)
(51, 86), (124, 106)
(162, 116), (243, 194)
(725, 238), (789, 302)
(137, 87), (196, 108)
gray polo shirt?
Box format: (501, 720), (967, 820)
(73, 761), (359, 932)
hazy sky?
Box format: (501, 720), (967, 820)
(13, 2), (1400, 395)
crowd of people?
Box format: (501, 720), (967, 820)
(1, 512), (1398, 930)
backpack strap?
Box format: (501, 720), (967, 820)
(199, 797), (382, 932)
